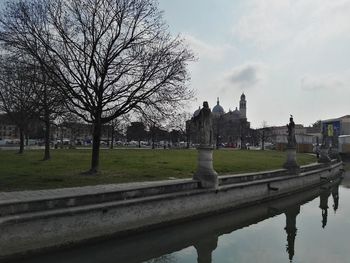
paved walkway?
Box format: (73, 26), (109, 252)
(0, 180), (187, 204)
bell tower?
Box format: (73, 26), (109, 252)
(239, 93), (247, 118)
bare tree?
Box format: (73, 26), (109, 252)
(53, 112), (81, 149)
(0, 54), (65, 159)
(0, 0), (194, 173)
(126, 121), (147, 147)
(260, 120), (271, 150)
(31, 63), (66, 160)
(109, 114), (129, 149)
(167, 112), (191, 134)
(0, 55), (37, 154)
(140, 109), (166, 149)
(166, 112), (191, 148)
(140, 107), (190, 149)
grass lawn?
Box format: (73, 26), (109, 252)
(0, 149), (316, 191)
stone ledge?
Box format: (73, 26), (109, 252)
(0, 179), (200, 217)
(0, 161), (342, 226)
(0, 161), (341, 217)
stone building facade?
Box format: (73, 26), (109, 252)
(320, 115), (350, 150)
(0, 114), (18, 140)
(0, 114), (43, 142)
(0, 113), (113, 145)
(187, 93), (251, 148)
(260, 124), (315, 153)
(51, 122), (114, 145)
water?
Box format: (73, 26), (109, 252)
(12, 168), (350, 263)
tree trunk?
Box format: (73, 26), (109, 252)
(43, 112), (51, 160)
(107, 126), (110, 147)
(18, 128), (24, 154)
(60, 126), (64, 149)
(262, 130), (265, 150)
(90, 116), (102, 174)
(186, 133), (190, 149)
(152, 134), (155, 149)
(110, 125), (114, 150)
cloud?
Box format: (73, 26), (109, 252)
(293, 0), (350, 47)
(229, 65), (258, 86)
(223, 63), (267, 90)
(232, 0), (295, 48)
(183, 34), (237, 61)
(232, 0), (350, 49)
(301, 73), (349, 91)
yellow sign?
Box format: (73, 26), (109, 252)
(327, 124), (334, 137)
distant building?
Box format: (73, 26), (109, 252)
(186, 93), (251, 148)
(0, 113), (115, 145)
(305, 126), (322, 138)
(52, 122), (114, 145)
(261, 124), (315, 153)
(0, 114), (45, 144)
(0, 114), (18, 140)
(268, 124), (307, 136)
(320, 115), (350, 148)
(321, 115), (350, 136)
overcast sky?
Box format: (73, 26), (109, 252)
(159, 0), (350, 128)
(0, 0), (349, 128)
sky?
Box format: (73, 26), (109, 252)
(0, 0), (349, 128)
(158, 0), (350, 128)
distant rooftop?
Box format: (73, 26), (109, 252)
(322, 115), (350, 123)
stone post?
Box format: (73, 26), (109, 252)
(193, 146), (218, 188)
(329, 146), (341, 161)
(283, 147), (300, 174)
(318, 146), (331, 163)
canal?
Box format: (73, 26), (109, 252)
(11, 166), (350, 263)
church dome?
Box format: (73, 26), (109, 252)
(232, 107), (240, 116)
(240, 93), (246, 100)
(212, 98), (224, 116)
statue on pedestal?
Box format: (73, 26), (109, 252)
(319, 123), (331, 163)
(283, 115), (300, 174)
(194, 101), (213, 147)
(287, 115), (297, 149)
(193, 101), (218, 188)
